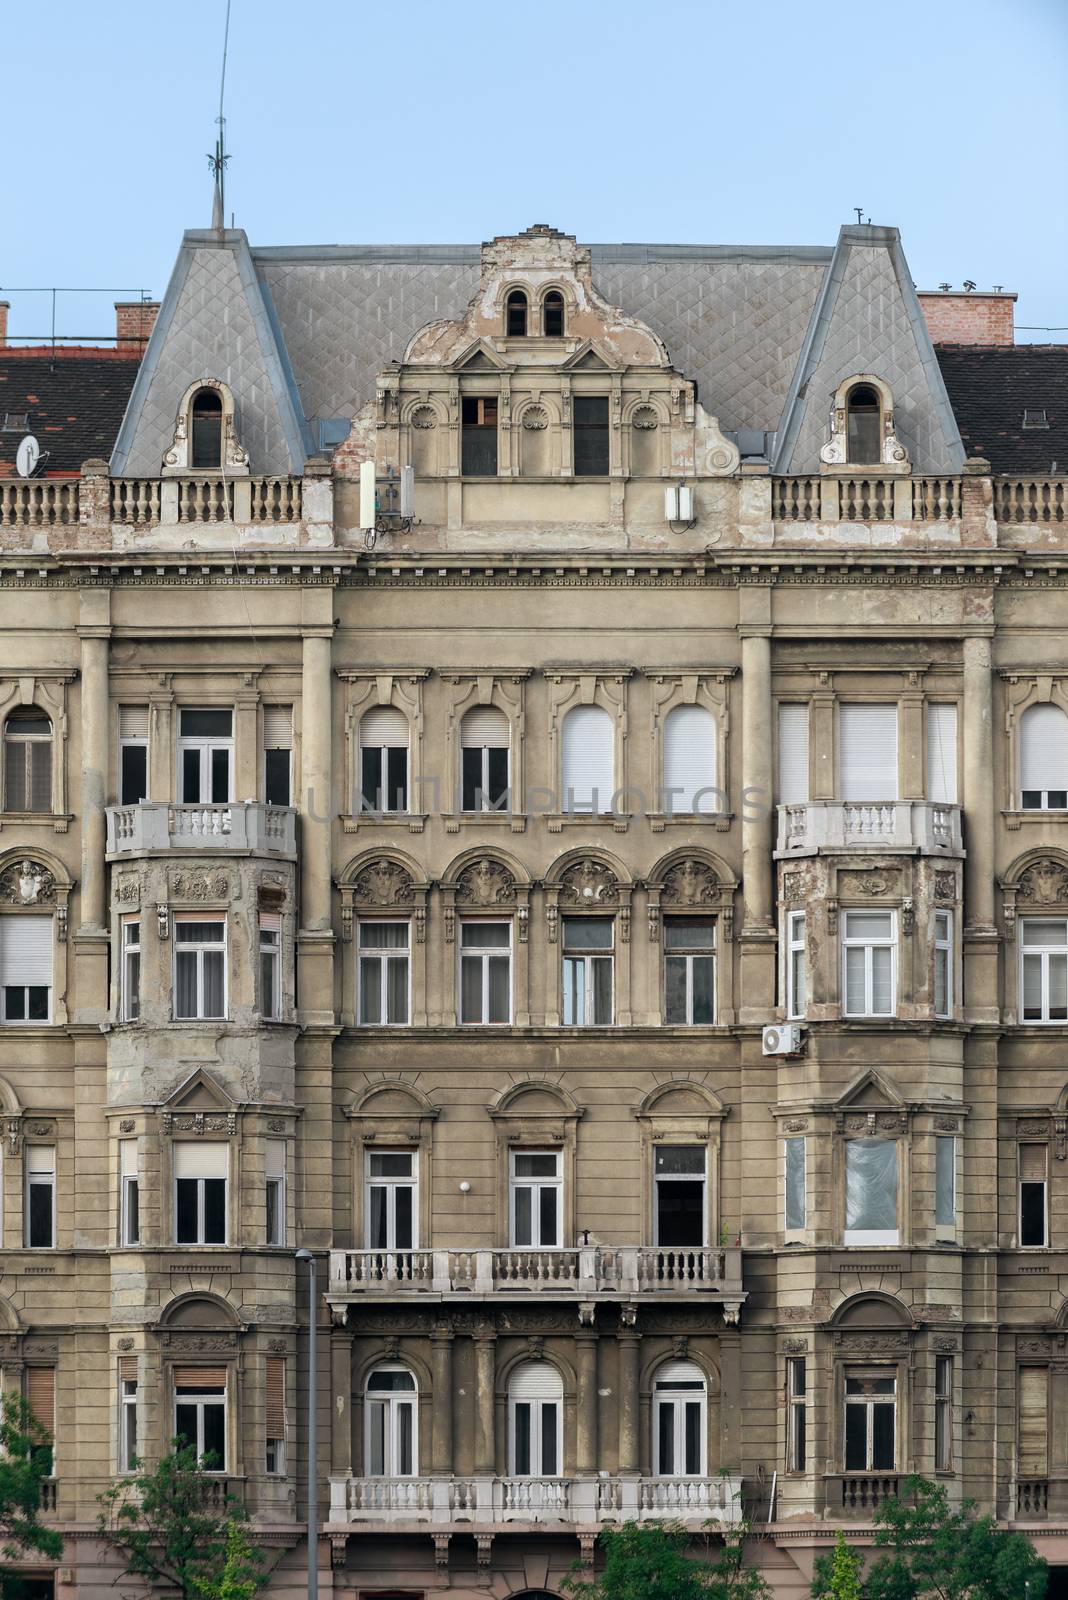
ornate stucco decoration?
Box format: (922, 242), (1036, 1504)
(660, 859), (718, 908)
(169, 870), (231, 903)
(454, 857), (516, 908)
(558, 858), (619, 908)
(1018, 857), (1068, 906)
(0, 859), (55, 906)
(352, 859), (415, 909)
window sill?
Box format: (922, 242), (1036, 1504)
(648, 811), (732, 832)
(343, 813), (428, 834)
(546, 812), (629, 832)
(1004, 809), (1068, 829)
(444, 812), (526, 833)
(0, 811), (71, 831)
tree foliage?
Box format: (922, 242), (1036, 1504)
(812, 1532), (864, 1600)
(97, 1441), (268, 1600)
(0, 1392), (63, 1595)
(564, 1518), (771, 1600)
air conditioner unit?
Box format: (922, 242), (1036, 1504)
(762, 1023), (803, 1056)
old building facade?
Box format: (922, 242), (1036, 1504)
(0, 221), (1066, 1598)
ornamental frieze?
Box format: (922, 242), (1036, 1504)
(833, 1333), (909, 1351)
(838, 869), (899, 898)
(160, 1332), (239, 1352)
(162, 1113), (236, 1136)
(169, 870), (231, 902)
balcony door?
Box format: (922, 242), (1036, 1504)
(178, 709), (233, 804)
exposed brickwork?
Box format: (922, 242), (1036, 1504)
(0, 301), (8, 347)
(918, 290), (1016, 347)
(114, 300), (160, 352)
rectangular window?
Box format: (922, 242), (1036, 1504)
(119, 1357), (138, 1472)
(119, 705), (149, 805)
(663, 917), (715, 1025)
(510, 1150), (562, 1248)
(935, 1355), (953, 1472)
(927, 703), (958, 804)
(120, 1137), (140, 1246)
(265, 1356), (286, 1474)
(1019, 1143), (1048, 1248)
(844, 1137), (899, 1245)
(935, 1136), (956, 1232)
(174, 1142), (228, 1245)
(366, 1150), (417, 1251)
(562, 917), (614, 1026)
(839, 704), (899, 802)
(177, 708), (233, 804)
(357, 921), (411, 1026)
(784, 1137), (806, 1233)
(573, 395), (609, 475)
(777, 703), (810, 805)
(173, 916), (226, 1020)
(173, 1367), (227, 1470)
(459, 921), (511, 1025)
(845, 1372), (896, 1471)
(654, 1145), (706, 1247)
(787, 1357), (806, 1472)
(1021, 919), (1068, 1023)
(265, 1138), (286, 1247)
(259, 913), (281, 1021)
(934, 911), (952, 1018)
(461, 396), (498, 476)
(26, 1366), (54, 1475)
(460, 708), (510, 812)
(0, 913), (52, 1025)
(1019, 1365), (1049, 1478)
(25, 1146), (55, 1248)
(786, 911), (806, 1019)
(262, 705), (292, 807)
(121, 916), (141, 1022)
(842, 910), (895, 1017)
(359, 707), (409, 813)
(4, 712), (52, 813)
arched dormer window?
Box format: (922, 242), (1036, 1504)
(506, 290), (529, 338)
(4, 708), (52, 813)
(191, 388), (224, 469)
(845, 383), (881, 465)
(163, 380), (249, 477)
(543, 291), (565, 337)
(820, 375), (909, 473)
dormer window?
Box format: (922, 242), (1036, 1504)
(191, 389), (224, 470)
(506, 291), (528, 338)
(845, 384), (881, 465)
(543, 291), (565, 337)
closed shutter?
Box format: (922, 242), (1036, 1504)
(265, 1138), (286, 1179)
(119, 705), (149, 739)
(266, 1357), (286, 1439)
(26, 1146), (54, 1175)
(119, 1139), (138, 1178)
(173, 1142), (228, 1179)
(655, 1359), (704, 1387)
(839, 705), (898, 801)
(361, 707), (408, 747)
(173, 1366), (228, 1388)
(509, 1361), (563, 1400)
(262, 706), (292, 749)
(0, 916), (52, 986)
(562, 706), (614, 810)
(778, 704), (809, 804)
(664, 705), (716, 814)
(118, 1356), (138, 1383)
(927, 704), (958, 803)
(26, 1367), (54, 1435)
(1021, 705), (1068, 793)
(1018, 1366), (1049, 1476)
(460, 707), (508, 747)
(260, 911), (281, 934)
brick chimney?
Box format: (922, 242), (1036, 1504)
(917, 289), (1016, 347)
(114, 300), (160, 354)
(0, 302), (8, 347)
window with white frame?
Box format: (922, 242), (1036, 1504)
(561, 705), (613, 814)
(173, 916), (226, 1020)
(174, 1142), (228, 1245)
(510, 1150), (562, 1248)
(360, 707), (409, 814)
(786, 910), (806, 1019)
(174, 1368), (227, 1469)
(934, 911), (952, 1018)
(844, 1137), (899, 1245)
(121, 916), (140, 1022)
(25, 1146), (55, 1248)
(509, 1361), (562, 1478)
(259, 911), (281, 1020)
(926, 703), (958, 804)
(365, 1149), (417, 1251)
(365, 1366), (417, 1477)
(839, 704), (898, 801)
(118, 1358), (138, 1472)
(778, 703), (809, 804)
(1021, 918), (1068, 1023)
(118, 705), (149, 805)
(653, 1359), (706, 1477)
(842, 911), (896, 1017)
(1020, 704), (1068, 810)
(265, 1355), (286, 1474)
(562, 916), (613, 1026)
(358, 920), (411, 1026)
(459, 920), (511, 1025)
(262, 705), (292, 807)
(460, 707), (509, 812)
(663, 916), (715, 1024)
(0, 914), (52, 1024)
(935, 1355), (953, 1472)
(177, 708), (233, 804)
(1019, 1143), (1048, 1248)
(784, 1136), (806, 1233)
(844, 1370), (896, 1471)
(265, 1138), (285, 1246)
(3, 707), (52, 813)
(787, 1357), (807, 1472)
(653, 1145), (706, 1247)
(935, 1135), (955, 1234)
(120, 1137), (140, 1246)
(663, 704), (717, 815)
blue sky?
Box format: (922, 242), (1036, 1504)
(4, 0), (1066, 345)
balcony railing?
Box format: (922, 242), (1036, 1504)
(776, 799), (962, 855)
(328, 1245), (742, 1307)
(841, 1474), (899, 1513)
(331, 1472), (742, 1526)
(106, 801), (296, 856)
(1016, 1479), (1048, 1518)
(994, 479), (1065, 525)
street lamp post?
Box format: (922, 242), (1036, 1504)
(296, 1248), (317, 1600)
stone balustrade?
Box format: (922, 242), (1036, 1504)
(994, 478), (1065, 525)
(331, 1471), (742, 1526)
(1, 479), (79, 528)
(105, 801), (297, 857)
(775, 799), (963, 856)
(771, 476), (962, 523)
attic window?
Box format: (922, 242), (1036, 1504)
(190, 389), (223, 470)
(845, 384), (881, 466)
(1, 414), (29, 433)
(543, 292), (565, 338)
(1022, 409), (1050, 430)
(506, 291), (528, 338)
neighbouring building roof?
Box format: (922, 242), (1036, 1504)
(935, 344), (1068, 474)
(0, 348), (141, 477)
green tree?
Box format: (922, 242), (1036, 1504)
(564, 1518), (771, 1600)
(863, 1476), (1046, 1600)
(191, 1518), (266, 1600)
(812, 1532), (865, 1600)
(97, 1441), (269, 1600)
(0, 1392), (63, 1597)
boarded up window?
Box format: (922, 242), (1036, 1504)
(1018, 1365), (1048, 1476)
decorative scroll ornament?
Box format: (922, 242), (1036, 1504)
(1018, 858), (1068, 906)
(352, 860), (414, 908)
(559, 858), (619, 907)
(455, 858), (516, 908)
(521, 406), (548, 431)
(170, 871), (230, 902)
(0, 859), (55, 906)
(661, 859), (717, 907)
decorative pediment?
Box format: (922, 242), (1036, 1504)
(834, 1068), (905, 1112)
(160, 1068), (238, 1135)
(661, 859), (719, 908)
(562, 341), (614, 372)
(450, 340), (514, 374)
(351, 858), (415, 908)
(558, 858), (619, 908)
(455, 857), (516, 908)
(1018, 857), (1068, 907)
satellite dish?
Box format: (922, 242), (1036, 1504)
(16, 436), (40, 478)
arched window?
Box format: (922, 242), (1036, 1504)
(190, 388), (224, 470)
(508, 1361), (562, 1478)
(845, 384), (881, 465)
(506, 290), (529, 338)
(3, 708), (52, 813)
(1020, 704), (1068, 810)
(460, 707), (509, 812)
(663, 705), (717, 815)
(653, 1359), (707, 1477)
(543, 291), (565, 337)
(365, 1366), (417, 1477)
(360, 707), (410, 813)
(561, 706), (614, 814)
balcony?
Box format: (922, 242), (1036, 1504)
(105, 802), (296, 858)
(775, 800), (962, 856)
(329, 1472), (743, 1527)
(327, 1246), (743, 1314)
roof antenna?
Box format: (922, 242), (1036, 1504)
(208, 0), (233, 231)
(853, 207), (864, 225)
